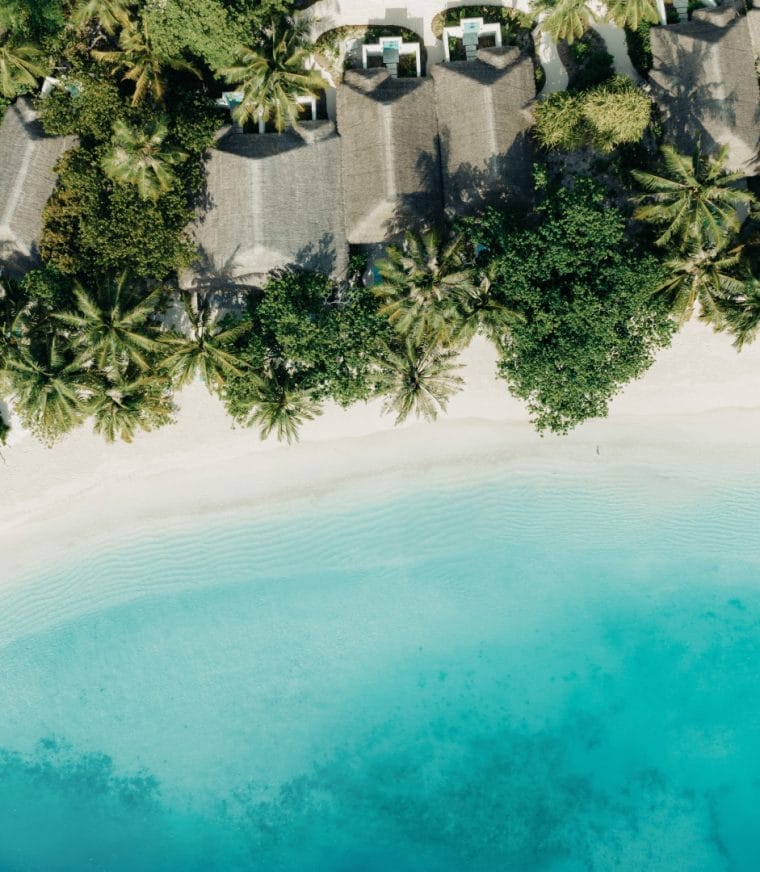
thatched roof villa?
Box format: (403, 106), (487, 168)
(649, 5), (760, 174)
(431, 46), (535, 214)
(337, 68), (443, 244)
(186, 121), (348, 289)
(0, 99), (75, 275)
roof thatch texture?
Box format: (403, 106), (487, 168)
(0, 99), (75, 275)
(186, 122), (348, 290)
(337, 69), (443, 244)
(431, 47), (535, 214)
(649, 6), (760, 174)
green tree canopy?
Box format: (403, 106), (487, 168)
(41, 146), (197, 279)
(89, 372), (174, 443)
(533, 76), (651, 154)
(140, 0), (238, 73)
(532, 0), (596, 45)
(375, 340), (464, 425)
(373, 229), (474, 347)
(222, 269), (390, 441)
(221, 18), (323, 131)
(631, 145), (755, 249)
(656, 240), (747, 326)
(0, 37), (49, 97)
(71, 0), (133, 35)
(101, 116), (188, 201)
(53, 271), (163, 376)
(92, 15), (200, 106)
(160, 291), (250, 393)
(604, 0), (659, 30)
(2, 336), (89, 445)
(467, 180), (674, 434)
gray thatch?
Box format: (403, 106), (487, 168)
(650, 6), (760, 174)
(747, 7), (760, 59)
(0, 99), (75, 275)
(337, 69), (443, 243)
(186, 121), (348, 290)
(431, 46), (535, 214)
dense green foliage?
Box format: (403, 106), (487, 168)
(466, 181), (675, 433)
(534, 75), (651, 153)
(631, 145), (754, 250)
(224, 269), (391, 420)
(221, 18), (323, 130)
(630, 145), (760, 335)
(40, 145), (198, 279)
(2, 0), (760, 449)
(624, 21), (653, 78)
(531, 0), (597, 45)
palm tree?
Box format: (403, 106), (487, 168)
(376, 340), (464, 425)
(92, 17), (200, 106)
(101, 117), (187, 201)
(90, 373), (174, 443)
(373, 229), (474, 347)
(631, 145), (755, 249)
(3, 337), (89, 444)
(54, 272), (163, 377)
(0, 273), (30, 368)
(448, 268), (523, 346)
(160, 292), (250, 393)
(719, 280), (760, 349)
(238, 369), (322, 443)
(71, 0), (133, 35)
(604, 0), (659, 30)
(532, 0), (596, 45)
(221, 18), (324, 131)
(0, 38), (48, 98)
(656, 240), (746, 325)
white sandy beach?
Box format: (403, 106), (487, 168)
(1, 320), (760, 583)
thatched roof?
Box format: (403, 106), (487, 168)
(431, 47), (535, 213)
(337, 69), (443, 244)
(0, 99), (75, 275)
(650, 6), (760, 174)
(186, 122), (348, 289)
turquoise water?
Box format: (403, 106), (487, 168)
(1, 464), (760, 870)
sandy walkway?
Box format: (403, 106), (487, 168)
(1, 320), (759, 583)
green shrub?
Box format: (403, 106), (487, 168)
(41, 147), (197, 280)
(533, 76), (651, 153)
(36, 75), (125, 142)
(581, 76), (652, 153)
(533, 92), (586, 150)
(464, 180), (674, 433)
(624, 22), (653, 78)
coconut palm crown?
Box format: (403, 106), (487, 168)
(160, 292), (251, 393)
(604, 0), (659, 30)
(531, 0), (597, 45)
(101, 117), (187, 201)
(631, 145), (755, 250)
(90, 373), (174, 443)
(92, 17), (200, 106)
(655, 240), (746, 325)
(0, 38), (48, 98)
(718, 279), (760, 349)
(221, 18), (324, 131)
(54, 272), (163, 377)
(3, 337), (89, 445)
(374, 229), (474, 347)
(376, 340), (464, 425)
(71, 0), (134, 35)
(234, 367), (322, 444)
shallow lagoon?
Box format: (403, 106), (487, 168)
(1, 464), (759, 870)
